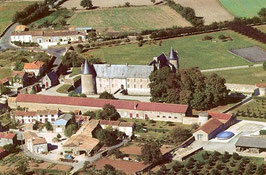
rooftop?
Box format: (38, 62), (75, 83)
(197, 118), (223, 134)
(256, 83), (266, 88)
(236, 136), (266, 149)
(99, 120), (134, 127)
(75, 119), (100, 135)
(208, 112), (233, 123)
(53, 114), (72, 126)
(24, 61), (44, 70)
(0, 132), (16, 139)
(16, 94), (189, 114)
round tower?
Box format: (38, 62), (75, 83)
(198, 112), (209, 126)
(81, 59), (96, 95)
(168, 47), (179, 70)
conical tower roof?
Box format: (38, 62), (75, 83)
(168, 47), (178, 60)
(82, 59), (94, 75)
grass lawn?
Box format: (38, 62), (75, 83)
(122, 118), (192, 140)
(255, 25), (266, 33)
(218, 0), (266, 18)
(0, 68), (11, 79)
(82, 30), (266, 69)
(56, 84), (73, 94)
(69, 5), (191, 33)
(231, 97), (266, 122)
(0, 1), (36, 35)
(70, 67), (81, 77)
(203, 66), (266, 85)
(31, 8), (74, 27)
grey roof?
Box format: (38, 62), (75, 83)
(82, 60), (94, 75)
(235, 136), (266, 149)
(93, 64), (154, 79)
(168, 47), (178, 60)
(47, 71), (58, 82)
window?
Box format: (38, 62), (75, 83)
(51, 118), (55, 122)
(51, 115), (54, 117)
(168, 116), (171, 118)
(174, 117), (177, 119)
(134, 85), (136, 88)
(136, 114), (139, 118)
(163, 116), (166, 118)
(130, 113), (133, 118)
(145, 114), (148, 119)
(45, 115), (48, 118)
(157, 115), (160, 118)
(140, 85), (142, 88)
(40, 115), (43, 117)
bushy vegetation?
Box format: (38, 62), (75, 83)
(157, 151), (266, 175)
(149, 67), (229, 110)
(141, 141), (162, 163)
(167, 0), (204, 26)
(99, 91), (117, 100)
(83, 104), (121, 121)
(12, 41), (39, 47)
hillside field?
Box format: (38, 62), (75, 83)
(0, 1), (35, 35)
(255, 25), (266, 33)
(218, 0), (266, 18)
(203, 66), (266, 85)
(82, 30), (266, 69)
(69, 5), (191, 33)
(174, 0), (234, 25)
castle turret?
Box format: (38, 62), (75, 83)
(81, 59), (96, 95)
(168, 47), (179, 69)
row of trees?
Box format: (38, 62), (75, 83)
(13, 2), (50, 25)
(167, 0), (204, 27)
(149, 67), (229, 110)
(229, 22), (266, 44)
(83, 104), (121, 121)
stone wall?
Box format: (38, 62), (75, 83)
(182, 116), (199, 125)
(225, 83), (257, 93)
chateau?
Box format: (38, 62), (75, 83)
(81, 48), (179, 95)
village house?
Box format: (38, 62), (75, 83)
(0, 132), (17, 146)
(24, 131), (48, 154)
(193, 112), (236, 141)
(41, 71), (59, 89)
(99, 120), (135, 137)
(235, 136), (266, 153)
(52, 114), (73, 133)
(12, 109), (60, 124)
(63, 120), (101, 156)
(24, 60), (45, 76)
(9, 94), (194, 124)
(11, 30), (87, 49)
(256, 83), (266, 96)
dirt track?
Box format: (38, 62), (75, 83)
(174, 0), (234, 25)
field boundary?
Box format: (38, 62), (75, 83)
(0, 22), (14, 38)
(216, 0), (235, 17)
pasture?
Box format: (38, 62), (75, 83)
(69, 5), (191, 33)
(218, 0), (266, 18)
(255, 25), (266, 33)
(174, 0), (234, 25)
(82, 30), (266, 69)
(0, 1), (35, 35)
(203, 66), (266, 85)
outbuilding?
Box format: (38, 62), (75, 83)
(236, 136), (266, 153)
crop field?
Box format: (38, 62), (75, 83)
(255, 25), (266, 33)
(0, 1), (35, 35)
(218, 0), (266, 18)
(174, 0), (234, 25)
(83, 30), (266, 69)
(69, 5), (191, 33)
(203, 66), (266, 85)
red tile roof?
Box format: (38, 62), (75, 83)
(197, 118), (223, 134)
(24, 61), (44, 70)
(256, 83), (266, 88)
(0, 132), (16, 139)
(209, 112), (233, 123)
(100, 120), (120, 126)
(119, 122), (135, 127)
(12, 71), (26, 78)
(16, 94), (189, 114)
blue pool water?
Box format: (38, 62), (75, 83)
(216, 131), (235, 140)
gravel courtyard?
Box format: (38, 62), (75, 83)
(230, 46), (266, 63)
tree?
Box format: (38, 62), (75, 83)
(30, 88), (36, 94)
(96, 129), (118, 146)
(44, 121), (53, 131)
(16, 162), (27, 175)
(57, 133), (62, 139)
(256, 164), (265, 175)
(3, 144), (21, 154)
(169, 126), (192, 144)
(80, 0), (93, 9)
(99, 91), (117, 100)
(98, 104), (120, 120)
(151, 0), (156, 4)
(258, 8), (266, 17)
(76, 44), (84, 53)
(64, 124), (78, 137)
(0, 85), (11, 95)
(141, 141), (162, 163)
(61, 51), (83, 68)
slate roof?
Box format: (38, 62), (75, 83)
(82, 60), (94, 75)
(47, 71), (59, 82)
(236, 136), (266, 149)
(16, 94), (190, 114)
(197, 118), (223, 134)
(93, 64), (154, 79)
(168, 47), (178, 60)
(53, 114), (72, 126)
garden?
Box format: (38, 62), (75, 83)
(155, 151), (265, 175)
(233, 97), (266, 122)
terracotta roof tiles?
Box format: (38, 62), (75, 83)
(197, 118), (223, 134)
(0, 132), (16, 139)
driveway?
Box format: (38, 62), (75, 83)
(0, 23), (18, 51)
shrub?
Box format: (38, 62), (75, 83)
(232, 152), (241, 160)
(203, 35), (213, 40)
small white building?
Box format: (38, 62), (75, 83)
(99, 120), (134, 137)
(256, 83), (266, 96)
(24, 60), (45, 77)
(24, 131), (48, 154)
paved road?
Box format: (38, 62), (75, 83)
(45, 47), (66, 58)
(0, 23), (18, 51)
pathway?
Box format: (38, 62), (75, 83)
(0, 23), (19, 51)
(201, 64), (262, 72)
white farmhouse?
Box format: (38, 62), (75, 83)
(24, 131), (48, 154)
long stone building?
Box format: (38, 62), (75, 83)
(81, 48), (179, 95)
(8, 94), (193, 124)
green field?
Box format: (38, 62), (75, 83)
(0, 1), (36, 35)
(69, 5), (191, 32)
(0, 68), (11, 79)
(255, 25), (266, 33)
(204, 66), (266, 85)
(218, 0), (266, 17)
(83, 30), (266, 69)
